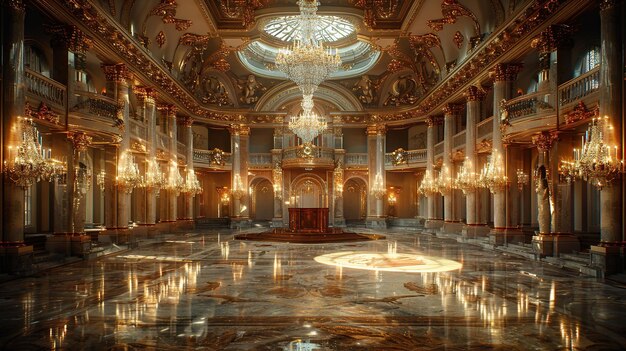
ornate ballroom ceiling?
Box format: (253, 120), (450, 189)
(79, 0), (517, 126)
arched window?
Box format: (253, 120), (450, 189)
(580, 47), (600, 74)
(25, 44), (50, 77)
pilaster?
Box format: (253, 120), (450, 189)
(366, 124), (387, 228)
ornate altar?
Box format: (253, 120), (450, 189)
(288, 208), (329, 233)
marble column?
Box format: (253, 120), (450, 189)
(442, 104), (462, 223)
(366, 124), (386, 228)
(598, 0), (623, 244)
(271, 149), (283, 227)
(334, 148), (345, 227)
(180, 116), (194, 220)
(68, 133), (92, 234)
(137, 87), (158, 225)
(103, 145), (118, 229)
(1, 0), (27, 246)
(490, 63), (522, 230)
(159, 105), (178, 222)
(424, 116), (441, 227)
(464, 86), (485, 225)
(229, 124), (250, 224)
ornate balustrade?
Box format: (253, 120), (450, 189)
(282, 146), (334, 169)
(434, 141), (444, 156)
(345, 153), (368, 167)
(453, 130), (466, 148)
(129, 119), (147, 139)
(558, 66), (600, 107)
(384, 149), (427, 168)
(249, 153), (272, 168)
(73, 90), (119, 122)
(177, 141), (187, 156)
(476, 117), (493, 139)
(504, 89), (553, 121)
(193, 149), (232, 167)
(156, 132), (168, 150)
(24, 68), (66, 110)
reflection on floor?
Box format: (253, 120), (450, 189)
(1, 228), (625, 350)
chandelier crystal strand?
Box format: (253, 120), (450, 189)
(116, 150), (142, 193)
(166, 160), (184, 195)
(436, 165), (454, 196)
(572, 116), (624, 190)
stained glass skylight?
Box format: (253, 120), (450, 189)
(264, 15), (355, 43)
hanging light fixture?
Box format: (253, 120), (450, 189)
(275, 0), (342, 96)
(516, 168), (529, 190)
(418, 170), (438, 197)
(370, 172), (386, 199)
(273, 163), (283, 199)
(455, 158), (480, 195)
(288, 95), (328, 145)
(571, 116), (623, 190)
(142, 157), (166, 191)
(181, 169), (203, 196)
(116, 150), (142, 193)
(166, 159), (184, 195)
(232, 173), (246, 200)
(479, 149), (508, 194)
(435, 165), (454, 195)
(96, 170), (106, 192)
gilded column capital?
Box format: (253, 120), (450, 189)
(425, 115), (443, 128)
(68, 132), (92, 152)
(47, 25), (93, 54)
(489, 63), (523, 83)
(101, 63), (131, 84)
(442, 103), (465, 116)
(366, 124), (386, 136)
(532, 131), (558, 152)
(229, 123), (250, 136)
(465, 85), (487, 102)
(600, 0), (619, 11)
(133, 86), (157, 103)
(6, 0), (25, 12)
(177, 116), (194, 127)
(530, 24), (573, 54)
(157, 104), (177, 117)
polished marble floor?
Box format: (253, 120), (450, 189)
(1, 228), (626, 350)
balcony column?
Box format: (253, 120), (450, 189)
(102, 64), (132, 230)
(463, 86), (490, 237)
(48, 25), (92, 107)
(591, 0), (623, 274)
(180, 116), (194, 220)
(424, 116), (443, 229)
(334, 148), (346, 227)
(271, 148), (283, 227)
(490, 63), (522, 234)
(366, 124), (387, 228)
(229, 124), (250, 227)
(135, 87), (158, 225)
(442, 104), (463, 231)
(531, 25), (572, 106)
(1, 0), (27, 257)
(157, 105), (178, 223)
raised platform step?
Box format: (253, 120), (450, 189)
(195, 218), (231, 228)
(25, 234), (50, 252)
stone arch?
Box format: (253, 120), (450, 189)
(255, 81), (363, 112)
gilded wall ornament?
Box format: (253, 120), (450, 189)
(532, 131), (558, 151)
(476, 139), (492, 154)
(148, 0), (192, 31)
(428, 0), (481, 37)
(24, 102), (61, 125)
(350, 0), (399, 28)
(219, 0), (268, 28)
(391, 148), (408, 166)
(156, 31), (166, 48)
(237, 74), (266, 105)
(68, 132), (92, 152)
(453, 31), (464, 49)
(384, 74), (419, 106)
(564, 102), (598, 125)
(352, 75), (378, 105)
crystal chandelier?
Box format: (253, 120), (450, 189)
(370, 172), (386, 199)
(333, 164), (343, 197)
(96, 170), (106, 192)
(275, 0), (342, 96)
(516, 168), (529, 190)
(232, 173), (246, 200)
(572, 116), (623, 190)
(116, 150), (142, 193)
(273, 164), (283, 199)
(182, 169), (203, 196)
(479, 150), (508, 194)
(166, 160), (184, 195)
(435, 165), (455, 195)
(288, 95), (327, 145)
(455, 158), (480, 195)
(3, 117), (65, 188)
(142, 157), (166, 191)
(418, 170), (438, 197)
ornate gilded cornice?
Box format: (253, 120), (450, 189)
(490, 63), (524, 83)
(68, 132), (92, 152)
(532, 131), (558, 151)
(442, 103), (465, 116)
(133, 86), (157, 103)
(47, 25), (93, 54)
(24, 102), (60, 125)
(229, 123), (250, 136)
(425, 115), (443, 127)
(178, 116), (193, 127)
(157, 104), (178, 118)
(101, 63), (131, 84)
(531, 24), (573, 54)
(600, 0), (619, 11)
(465, 85), (487, 102)
(366, 124), (387, 136)
(6, 0), (25, 11)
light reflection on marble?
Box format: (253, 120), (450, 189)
(0, 229), (625, 350)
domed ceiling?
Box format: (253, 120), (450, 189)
(81, 0), (516, 125)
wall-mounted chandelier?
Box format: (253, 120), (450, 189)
(370, 172), (386, 199)
(116, 150), (142, 193)
(455, 158), (480, 195)
(417, 170), (438, 197)
(479, 150), (508, 194)
(571, 116), (623, 190)
(3, 117), (65, 188)
(142, 157), (166, 191)
(273, 163), (283, 199)
(232, 173), (246, 200)
(166, 160), (184, 195)
(435, 165), (454, 195)
(182, 169), (203, 196)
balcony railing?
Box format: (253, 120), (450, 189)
(559, 66), (600, 107)
(177, 141), (187, 156)
(24, 68), (66, 110)
(477, 116), (493, 139)
(345, 153), (368, 167)
(384, 149), (427, 167)
(504, 89), (553, 121)
(156, 132), (168, 150)
(282, 146), (334, 168)
(73, 91), (119, 122)
(249, 153), (272, 167)
(434, 141), (444, 156)
(453, 130), (466, 148)
(193, 149), (232, 166)
(129, 120), (147, 139)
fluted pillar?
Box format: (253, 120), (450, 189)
(271, 148), (283, 227)
(442, 104), (462, 222)
(598, 0), (623, 244)
(136, 87), (158, 225)
(180, 116), (194, 220)
(1, 0), (26, 246)
(424, 116), (440, 223)
(159, 105), (178, 222)
(464, 86), (486, 226)
(229, 124), (250, 223)
(490, 63), (522, 230)
(366, 124), (387, 228)
(334, 148), (345, 227)
(102, 63), (132, 229)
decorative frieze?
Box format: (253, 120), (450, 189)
(366, 124), (387, 136)
(531, 24), (573, 54)
(465, 85), (487, 102)
(229, 123), (250, 136)
(490, 63), (523, 83)
(101, 63), (131, 84)
(442, 103), (465, 116)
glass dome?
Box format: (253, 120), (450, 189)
(264, 15), (356, 43)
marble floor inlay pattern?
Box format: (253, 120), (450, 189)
(1, 228), (625, 350)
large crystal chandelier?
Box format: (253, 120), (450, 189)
(166, 160), (184, 195)
(370, 172), (386, 199)
(435, 165), (454, 196)
(182, 169), (203, 196)
(275, 0), (342, 96)
(455, 158), (480, 195)
(142, 157), (166, 192)
(572, 116), (623, 190)
(418, 170), (438, 197)
(3, 117), (65, 188)
(479, 150), (508, 194)
(116, 150), (142, 193)
(232, 173), (246, 200)
(288, 95), (328, 144)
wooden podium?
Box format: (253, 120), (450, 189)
(288, 208), (329, 233)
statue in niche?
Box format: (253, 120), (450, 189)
(535, 165), (551, 234)
(238, 74), (266, 104)
(352, 75), (377, 104)
(384, 74), (419, 106)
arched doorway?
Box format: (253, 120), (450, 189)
(344, 177), (367, 221)
(290, 175), (327, 208)
(250, 178), (274, 221)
